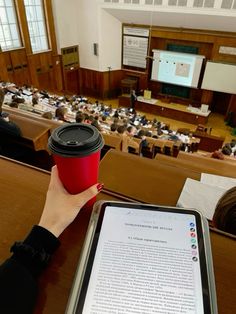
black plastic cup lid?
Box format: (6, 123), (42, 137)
(48, 123), (104, 157)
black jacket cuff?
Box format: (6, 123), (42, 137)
(10, 225), (60, 277)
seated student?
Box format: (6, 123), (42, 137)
(117, 125), (139, 153)
(221, 143), (232, 156)
(11, 93), (25, 104)
(110, 123), (118, 133)
(113, 110), (119, 118)
(55, 106), (69, 123)
(140, 115), (148, 126)
(127, 125), (137, 137)
(213, 186), (236, 235)
(91, 116), (103, 132)
(135, 129), (149, 153)
(210, 150), (225, 160)
(75, 112), (85, 123)
(32, 91), (39, 105)
(0, 166), (103, 313)
(0, 88), (21, 137)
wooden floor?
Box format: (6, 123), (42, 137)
(98, 97), (235, 145)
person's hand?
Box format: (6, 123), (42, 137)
(38, 166), (103, 237)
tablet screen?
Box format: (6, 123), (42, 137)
(77, 204), (211, 314)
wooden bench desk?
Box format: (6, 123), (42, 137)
(8, 114), (51, 152)
(99, 149), (201, 205)
(155, 153), (236, 178)
(177, 151), (236, 178)
(4, 106), (62, 131)
(0, 155), (235, 314)
(193, 131), (225, 152)
(0, 156), (121, 314)
(101, 133), (122, 150)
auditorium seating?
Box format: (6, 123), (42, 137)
(0, 155), (235, 314)
(4, 106), (62, 131)
(176, 151), (236, 178)
(101, 133), (122, 158)
(155, 153), (236, 178)
(99, 149), (200, 205)
(0, 113), (52, 169)
(193, 131), (225, 152)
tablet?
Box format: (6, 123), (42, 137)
(66, 201), (218, 314)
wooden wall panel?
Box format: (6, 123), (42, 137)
(0, 53), (9, 82)
(211, 37), (236, 63)
(27, 54), (40, 87)
(0, 0), (63, 92)
(78, 68), (123, 99)
(101, 70), (123, 98)
(63, 68), (80, 94)
(3, 52), (14, 83)
(27, 52), (60, 91)
(121, 69), (149, 92)
(79, 68), (103, 98)
(52, 55), (63, 92)
(10, 49), (30, 86)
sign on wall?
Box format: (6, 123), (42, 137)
(122, 26), (149, 70)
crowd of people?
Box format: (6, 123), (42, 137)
(1, 81), (236, 159)
(0, 82), (201, 155)
(0, 82), (236, 314)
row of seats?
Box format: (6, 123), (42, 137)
(101, 132), (200, 159)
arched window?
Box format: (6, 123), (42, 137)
(0, 0), (21, 51)
(24, 0), (49, 53)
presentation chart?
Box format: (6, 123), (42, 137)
(123, 27), (149, 69)
(151, 50), (205, 88)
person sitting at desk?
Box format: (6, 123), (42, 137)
(117, 125), (139, 153)
(0, 88), (21, 137)
(213, 186), (236, 236)
(55, 106), (70, 123)
(0, 166), (103, 313)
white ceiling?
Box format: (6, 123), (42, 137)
(104, 8), (236, 33)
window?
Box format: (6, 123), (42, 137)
(0, 0), (21, 51)
(24, 0), (49, 53)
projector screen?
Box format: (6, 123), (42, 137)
(151, 50), (205, 88)
(201, 61), (236, 94)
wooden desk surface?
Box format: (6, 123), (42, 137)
(99, 149), (201, 205)
(8, 114), (51, 151)
(177, 151), (236, 178)
(155, 153), (236, 178)
(4, 105), (62, 131)
(0, 155), (235, 314)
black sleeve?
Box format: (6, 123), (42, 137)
(0, 225), (60, 314)
(0, 118), (22, 137)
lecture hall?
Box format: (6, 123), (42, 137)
(0, 1), (236, 313)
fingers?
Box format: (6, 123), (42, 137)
(73, 183), (104, 208)
(48, 165), (66, 192)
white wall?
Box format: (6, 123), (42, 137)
(52, 0), (122, 72)
(98, 8), (122, 71)
(52, 0), (79, 54)
(76, 0), (100, 70)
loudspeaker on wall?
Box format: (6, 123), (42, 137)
(93, 43), (98, 56)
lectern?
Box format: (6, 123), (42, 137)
(121, 77), (138, 95)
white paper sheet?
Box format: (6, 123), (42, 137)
(201, 173), (236, 190)
(177, 178), (226, 220)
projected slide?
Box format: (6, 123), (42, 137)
(151, 50), (205, 88)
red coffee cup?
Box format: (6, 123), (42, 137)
(48, 123), (104, 208)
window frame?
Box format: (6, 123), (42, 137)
(0, 0), (23, 51)
(23, 0), (50, 53)
(0, 0), (57, 55)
